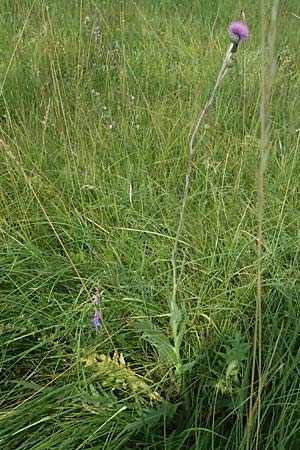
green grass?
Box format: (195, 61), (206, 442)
(1, 1), (300, 449)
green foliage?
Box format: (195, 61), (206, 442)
(216, 332), (251, 395)
(222, 332), (251, 367)
(82, 351), (161, 405)
(136, 320), (179, 367)
(0, 1), (300, 449)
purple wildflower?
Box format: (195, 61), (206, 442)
(228, 22), (249, 42)
(92, 310), (101, 332)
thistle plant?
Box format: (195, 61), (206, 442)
(170, 22), (249, 382)
(132, 22), (249, 394)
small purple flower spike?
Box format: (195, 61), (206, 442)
(92, 311), (101, 332)
(228, 22), (249, 42)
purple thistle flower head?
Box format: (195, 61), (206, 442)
(228, 22), (249, 42)
(92, 310), (101, 332)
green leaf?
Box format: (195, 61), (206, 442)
(223, 332), (251, 365)
(170, 301), (182, 329)
(122, 402), (178, 434)
(136, 320), (178, 366)
(182, 360), (196, 372)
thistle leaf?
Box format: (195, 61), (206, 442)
(136, 320), (178, 366)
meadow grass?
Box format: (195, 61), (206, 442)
(1, 1), (300, 449)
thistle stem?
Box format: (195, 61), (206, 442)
(171, 42), (235, 308)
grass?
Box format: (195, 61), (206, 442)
(1, 0), (300, 449)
